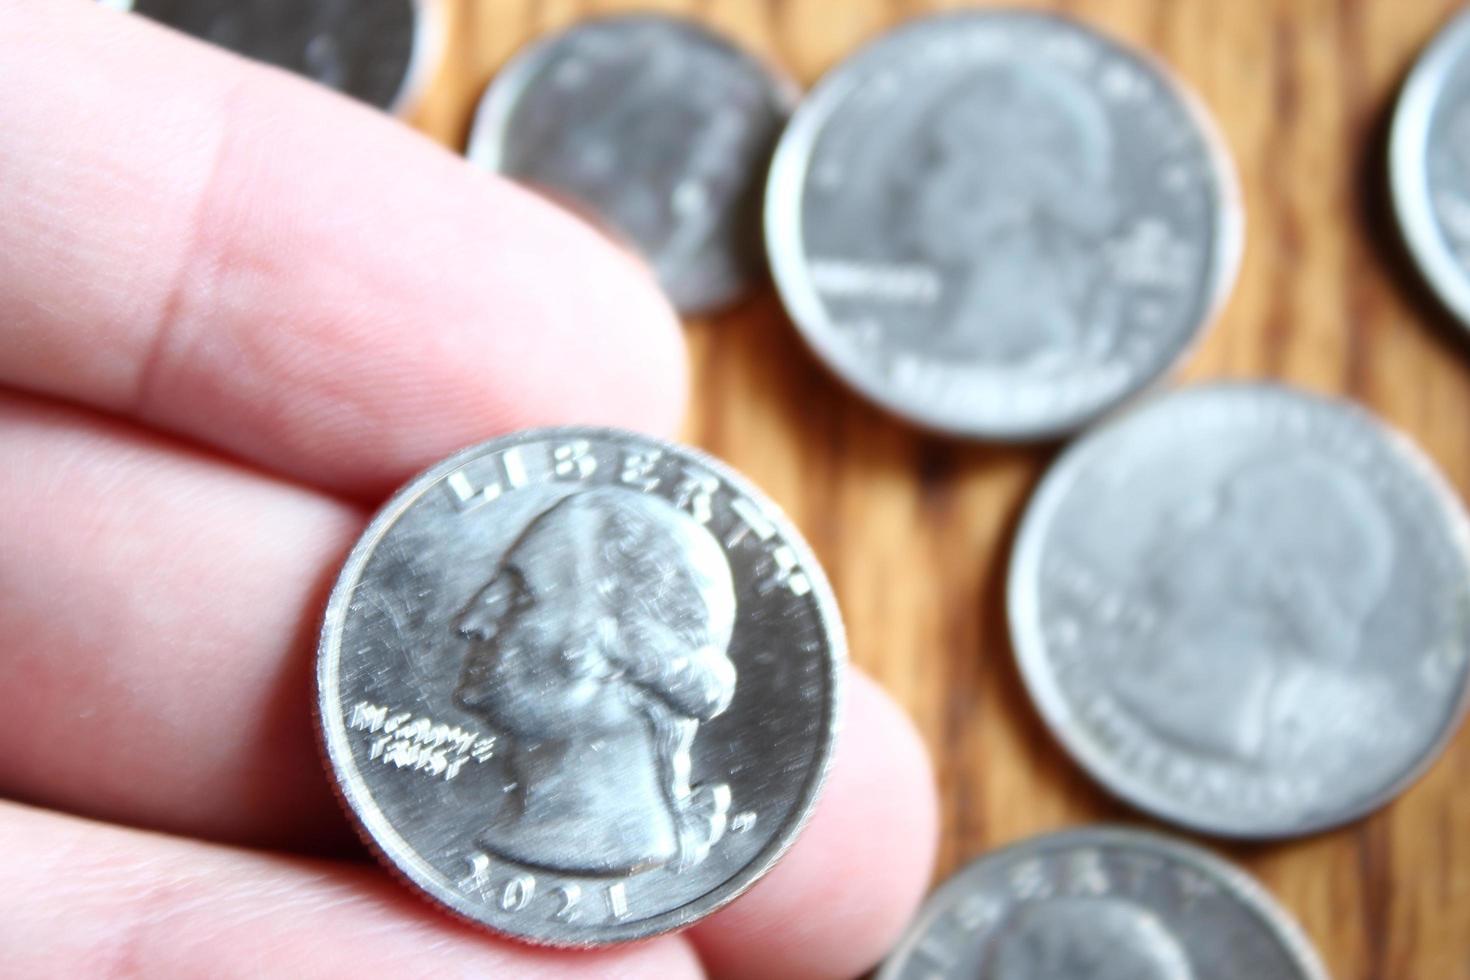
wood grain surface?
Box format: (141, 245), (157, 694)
(406, 2), (1470, 977)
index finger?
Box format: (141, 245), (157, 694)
(0, 1), (685, 498)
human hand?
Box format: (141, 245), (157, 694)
(0, 3), (938, 977)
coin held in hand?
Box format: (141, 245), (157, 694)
(316, 428), (844, 945)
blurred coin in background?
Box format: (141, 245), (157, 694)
(120, 0), (442, 114)
(767, 11), (1242, 440)
(1009, 383), (1470, 838)
(878, 827), (1328, 980)
(1392, 7), (1470, 331)
(468, 15), (798, 316)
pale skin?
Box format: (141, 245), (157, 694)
(0, 3), (939, 977)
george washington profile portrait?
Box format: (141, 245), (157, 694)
(1116, 454), (1402, 767)
(452, 486), (738, 876)
(886, 60), (1121, 366)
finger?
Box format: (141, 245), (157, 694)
(689, 670), (939, 980)
(0, 1), (685, 499)
(0, 393), (940, 974)
(0, 800), (704, 978)
(0, 392), (360, 850)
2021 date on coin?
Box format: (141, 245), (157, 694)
(316, 428), (844, 945)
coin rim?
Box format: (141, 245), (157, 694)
(1008, 381), (1470, 838)
(1390, 6), (1470, 329)
(464, 11), (802, 316)
(763, 8), (1244, 441)
(875, 825), (1331, 980)
(388, 0), (446, 118)
(316, 425), (846, 946)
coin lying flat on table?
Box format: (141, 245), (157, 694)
(1010, 383), (1470, 838)
(766, 10), (1242, 440)
(467, 14), (798, 315)
(1392, 7), (1470, 331)
(317, 428), (843, 945)
(120, 0), (441, 114)
(878, 826), (1328, 980)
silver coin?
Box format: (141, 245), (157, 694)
(316, 428), (844, 945)
(1392, 8), (1470, 329)
(122, 0), (442, 114)
(1009, 383), (1470, 838)
(467, 15), (798, 315)
(766, 11), (1243, 440)
(878, 826), (1328, 980)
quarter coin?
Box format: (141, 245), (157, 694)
(1009, 383), (1470, 837)
(468, 14), (798, 315)
(878, 826), (1328, 980)
(317, 428), (843, 945)
(1392, 7), (1470, 330)
(766, 11), (1242, 439)
(122, 0), (442, 114)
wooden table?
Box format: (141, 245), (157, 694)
(408, 2), (1470, 976)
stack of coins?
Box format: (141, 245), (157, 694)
(118, 1), (1470, 970)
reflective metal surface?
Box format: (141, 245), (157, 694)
(467, 14), (798, 315)
(317, 428), (843, 945)
(878, 827), (1328, 980)
(1010, 383), (1470, 837)
(126, 0), (441, 114)
(1392, 7), (1470, 330)
(766, 11), (1242, 440)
